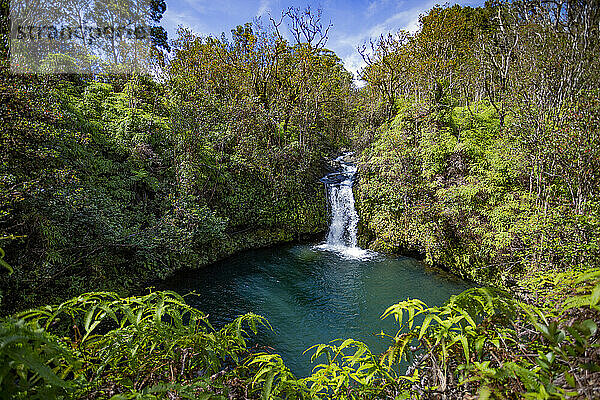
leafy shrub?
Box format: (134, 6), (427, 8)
(5, 291), (268, 399)
(2, 280), (599, 399)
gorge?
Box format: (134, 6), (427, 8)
(163, 154), (471, 377)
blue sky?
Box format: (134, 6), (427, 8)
(161, 0), (483, 81)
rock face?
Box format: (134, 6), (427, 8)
(341, 152), (358, 164)
(324, 151), (358, 170)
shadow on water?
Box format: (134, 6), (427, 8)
(161, 243), (472, 377)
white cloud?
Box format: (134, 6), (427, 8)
(365, 0), (394, 17)
(328, 0), (439, 86)
(334, 9), (415, 52)
(181, 0), (208, 15)
(162, 9), (210, 37)
(342, 52), (367, 85)
(256, 0), (271, 17)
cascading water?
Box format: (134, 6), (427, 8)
(165, 153), (472, 378)
(317, 153), (373, 259)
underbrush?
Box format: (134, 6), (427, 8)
(2, 269), (599, 399)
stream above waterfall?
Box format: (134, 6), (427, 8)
(162, 155), (472, 377)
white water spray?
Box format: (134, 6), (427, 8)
(316, 153), (373, 259)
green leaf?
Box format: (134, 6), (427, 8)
(591, 284), (600, 306)
(575, 269), (600, 284)
(564, 371), (576, 388)
(0, 258), (13, 275)
(582, 363), (600, 372)
(478, 386), (491, 400)
(563, 295), (590, 310)
(120, 304), (137, 327)
(338, 338), (355, 350)
(262, 370), (275, 400)
(5, 348), (69, 388)
(408, 306), (415, 329)
(419, 314), (434, 340)
(458, 335), (469, 363)
(83, 306), (97, 333)
(581, 319), (598, 336)
(475, 336), (486, 358)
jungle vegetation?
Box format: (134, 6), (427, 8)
(1, 0), (600, 398)
(0, 4), (355, 312)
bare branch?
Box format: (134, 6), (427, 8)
(284, 5), (333, 50)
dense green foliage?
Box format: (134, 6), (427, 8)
(348, 1), (600, 397)
(0, 12), (355, 313)
(2, 277), (599, 399)
(1, 291), (269, 399)
(354, 1), (600, 286)
(2, 0), (600, 398)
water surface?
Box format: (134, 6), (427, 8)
(165, 154), (471, 376)
(163, 244), (471, 377)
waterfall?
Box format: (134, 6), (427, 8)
(317, 153), (373, 259)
